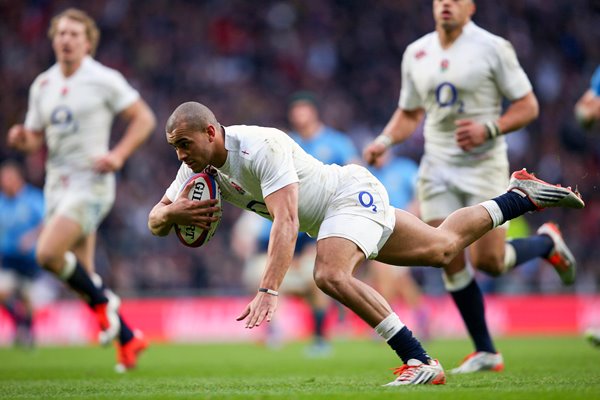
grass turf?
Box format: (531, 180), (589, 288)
(0, 336), (598, 399)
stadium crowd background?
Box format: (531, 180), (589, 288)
(1, 0), (599, 298)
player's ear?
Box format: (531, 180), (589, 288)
(469, 0), (476, 17)
(206, 125), (216, 142)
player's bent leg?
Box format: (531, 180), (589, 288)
(376, 209), (468, 268)
(36, 215), (83, 273)
(36, 216), (120, 345)
(314, 237), (391, 326)
(315, 237), (443, 385)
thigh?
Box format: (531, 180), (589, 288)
(376, 209), (454, 267)
(37, 215), (84, 261)
(315, 236), (366, 276)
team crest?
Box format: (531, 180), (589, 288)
(441, 59), (449, 72)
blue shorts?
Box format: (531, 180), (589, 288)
(1, 256), (41, 279)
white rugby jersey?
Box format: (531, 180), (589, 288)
(165, 125), (346, 237)
(24, 56), (140, 175)
(399, 21), (532, 164)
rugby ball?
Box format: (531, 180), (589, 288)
(175, 173), (222, 247)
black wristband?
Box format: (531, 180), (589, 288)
(258, 287), (279, 296)
(485, 121), (501, 140)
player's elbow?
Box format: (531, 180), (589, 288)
(141, 106), (157, 138)
(145, 108), (157, 133)
(525, 93), (540, 122)
(147, 220), (170, 237)
(148, 206), (172, 237)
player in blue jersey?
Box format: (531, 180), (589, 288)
(575, 65), (600, 347)
(236, 91), (359, 355)
(0, 160), (44, 347)
(287, 91), (360, 166)
(575, 66), (600, 130)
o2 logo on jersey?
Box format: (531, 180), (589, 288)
(435, 82), (464, 113)
(50, 105), (78, 134)
(358, 191), (377, 213)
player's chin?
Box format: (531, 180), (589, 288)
(186, 163), (199, 172)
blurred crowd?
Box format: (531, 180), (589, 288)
(1, 0), (599, 297)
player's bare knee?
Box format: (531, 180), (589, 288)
(431, 241), (461, 268)
(35, 249), (63, 273)
(473, 255), (504, 276)
(313, 265), (347, 295)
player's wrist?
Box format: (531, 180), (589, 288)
(374, 134), (393, 149)
(484, 121), (501, 140)
(258, 287), (279, 296)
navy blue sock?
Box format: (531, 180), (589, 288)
(450, 279), (496, 353)
(492, 191), (537, 222)
(118, 316), (134, 344)
(387, 326), (430, 364)
(313, 308), (326, 340)
(66, 264), (107, 306)
(509, 235), (554, 266)
(3, 299), (19, 323)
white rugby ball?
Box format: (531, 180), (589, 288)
(175, 172), (222, 247)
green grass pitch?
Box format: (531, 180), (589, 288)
(1, 336), (598, 399)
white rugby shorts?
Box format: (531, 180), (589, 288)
(317, 164), (396, 259)
(417, 154), (509, 223)
(44, 171), (115, 234)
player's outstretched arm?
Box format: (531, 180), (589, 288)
(236, 183), (299, 329)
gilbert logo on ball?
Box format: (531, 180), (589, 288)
(175, 173), (222, 247)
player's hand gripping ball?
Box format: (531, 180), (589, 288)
(175, 173), (222, 247)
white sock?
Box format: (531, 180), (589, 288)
(480, 201), (504, 228)
(58, 251), (77, 280)
(443, 265), (474, 292)
(503, 242), (517, 273)
(91, 273), (103, 289)
(375, 312), (405, 341)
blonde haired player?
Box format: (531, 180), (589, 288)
(364, 0), (578, 373)
(7, 8), (156, 371)
(149, 101), (583, 385)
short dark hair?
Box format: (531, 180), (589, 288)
(288, 91), (319, 110)
(0, 159), (25, 177)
